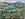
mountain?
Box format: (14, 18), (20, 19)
(1, 2), (24, 5)
(13, 2), (25, 5)
(6, 2), (24, 5)
(0, 2), (24, 9)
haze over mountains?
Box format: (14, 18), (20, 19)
(8, 2), (25, 5)
(0, 1), (25, 6)
(0, 0), (25, 3)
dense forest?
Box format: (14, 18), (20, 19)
(0, 2), (24, 19)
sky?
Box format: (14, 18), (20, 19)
(0, 0), (25, 3)
(6, 0), (25, 3)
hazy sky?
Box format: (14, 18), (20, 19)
(5, 0), (25, 2)
(6, 0), (25, 3)
(0, 0), (25, 3)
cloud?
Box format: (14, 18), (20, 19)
(0, 0), (4, 2)
(0, 0), (6, 2)
(6, 0), (25, 2)
(0, 0), (25, 3)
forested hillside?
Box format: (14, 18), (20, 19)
(0, 2), (24, 19)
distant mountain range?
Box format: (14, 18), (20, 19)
(0, 2), (25, 5)
(0, 2), (24, 9)
(7, 2), (25, 5)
